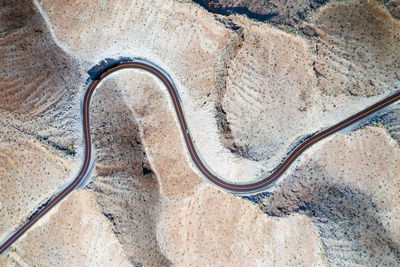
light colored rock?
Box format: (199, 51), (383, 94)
(315, 126), (400, 243)
(36, 0), (230, 100)
(0, 1), (80, 117)
(90, 70), (327, 265)
(311, 0), (400, 107)
(2, 0), (400, 265)
(34, 0), (399, 185)
(0, 254), (19, 267)
(0, 0), (84, 242)
(37, 0), (269, 184)
(96, 70), (203, 197)
(0, 190), (131, 267)
(0, 124), (75, 242)
(262, 126), (400, 265)
(221, 16), (319, 165)
(159, 185), (326, 266)
(89, 73), (171, 266)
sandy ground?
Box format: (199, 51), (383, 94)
(1, 0), (400, 265)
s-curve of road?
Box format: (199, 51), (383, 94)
(1, 59), (400, 254)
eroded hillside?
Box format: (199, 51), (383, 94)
(1, 0), (400, 266)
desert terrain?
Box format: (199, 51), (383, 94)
(1, 0), (400, 266)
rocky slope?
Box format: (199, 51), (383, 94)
(0, 0), (83, 243)
(384, 0), (400, 19)
(1, 190), (132, 266)
(261, 126), (400, 266)
(0, 0), (400, 266)
(89, 74), (170, 266)
(192, 0), (329, 25)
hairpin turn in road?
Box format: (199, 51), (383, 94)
(1, 60), (400, 254)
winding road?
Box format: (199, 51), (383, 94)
(1, 59), (400, 254)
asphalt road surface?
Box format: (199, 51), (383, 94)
(1, 60), (400, 254)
